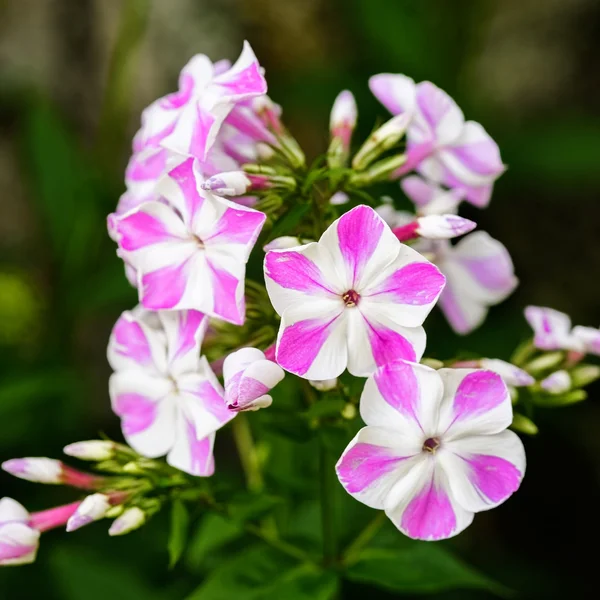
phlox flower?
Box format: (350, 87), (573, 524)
(112, 158), (266, 323)
(336, 360), (525, 540)
(223, 347), (285, 411)
(2, 458), (101, 489)
(108, 307), (235, 476)
(524, 306), (600, 355)
(137, 41), (267, 161)
(0, 498), (39, 566)
(264, 205), (446, 379)
(66, 494), (111, 532)
(370, 74), (504, 207)
(401, 175), (463, 216)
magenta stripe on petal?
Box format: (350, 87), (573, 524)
(159, 73), (194, 109)
(113, 317), (152, 365)
(0, 541), (36, 561)
(337, 205), (384, 286)
(141, 260), (189, 310)
(374, 358), (420, 425)
(217, 62), (266, 96)
(186, 422), (214, 476)
(190, 105), (215, 160)
(265, 251), (334, 295)
(117, 211), (176, 252)
(192, 380), (232, 424)
(168, 158), (204, 220)
(458, 254), (514, 293)
(208, 261), (243, 324)
(238, 377), (270, 402)
(367, 262), (445, 305)
(126, 148), (167, 183)
(401, 478), (457, 540)
(337, 443), (404, 494)
(114, 394), (157, 436)
(452, 371), (506, 422)
(367, 319), (418, 367)
(277, 316), (340, 376)
(467, 454), (521, 504)
(205, 206), (266, 246)
(172, 310), (204, 363)
(438, 286), (471, 334)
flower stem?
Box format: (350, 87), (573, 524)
(231, 413), (264, 493)
(319, 439), (337, 566)
(342, 512), (386, 566)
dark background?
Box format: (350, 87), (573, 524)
(1, 0), (599, 598)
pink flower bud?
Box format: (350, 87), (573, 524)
(66, 494), (111, 532)
(108, 507), (146, 536)
(201, 172), (251, 196)
(415, 214), (476, 240)
(480, 359), (535, 387)
(540, 370), (571, 394)
(224, 348), (285, 412)
(330, 91), (357, 151)
(329, 191), (350, 206)
(2, 458), (103, 489)
(63, 441), (116, 461)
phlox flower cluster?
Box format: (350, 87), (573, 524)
(4, 40), (599, 568)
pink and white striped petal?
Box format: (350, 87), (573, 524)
(158, 310), (206, 376)
(0, 521), (40, 566)
(109, 371), (176, 458)
(167, 417), (215, 477)
(437, 368), (512, 439)
(572, 326), (600, 356)
(384, 460), (474, 541)
(440, 430), (525, 513)
(524, 306), (582, 352)
(369, 74), (417, 118)
(0, 498), (29, 524)
(360, 360), (444, 439)
(336, 426), (423, 509)
(413, 81), (464, 146)
(107, 309), (168, 374)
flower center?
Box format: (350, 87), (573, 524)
(342, 289), (360, 307)
(422, 437), (440, 453)
(193, 234), (205, 249)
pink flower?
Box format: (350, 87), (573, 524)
(370, 75), (504, 207)
(336, 360), (525, 540)
(112, 158), (266, 323)
(223, 348), (285, 411)
(524, 306), (600, 354)
(401, 175), (463, 215)
(0, 498), (39, 566)
(540, 370), (571, 394)
(108, 307), (235, 476)
(264, 205), (445, 379)
(66, 494), (111, 532)
(392, 214), (476, 242)
(137, 41), (267, 161)
(425, 233), (518, 335)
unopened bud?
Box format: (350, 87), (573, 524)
(328, 91), (357, 168)
(105, 505), (125, 518)
(525, 352), (564, 374)
(392, 214), (476, 242)
(329, 191), (349, 206)
(349, 154), (407, 187)
(352, 113), (411, 170)
(534, 389), (586, 407)
(570, 364), (600, 388)
(309, 379), (338, 391)
(540, 370), (571, 394)
(109, 507), (146, 536)
(421, 358), (444, 370)
(252, 96), (284, 135)
(341, 403), (357, 420)
(63, 441), (117, 462)
(511, 413), (538, 435)
(2, 458), (63, 484)
(66, 493), (111, 532)
(201, 172), (251, 196)
(480, 359), (535, 387)
(246, 173), (297, 192)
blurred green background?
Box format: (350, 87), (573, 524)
(1, 0), (599, 598)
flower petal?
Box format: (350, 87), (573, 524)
(0, 522), (39, 565)
(440, 430), (525, 513)
(524, 306), (580, 351)
(360, 360), (444, 438)
(437, 368), (512, 438)
(158, 310), (206, 376)
(212, 41), (268, 100)
(369, 73), (417, 117)
(413, 81), (464, 145)
(167, 418), (215, 477)
(276, 301), (347, 379)
(336, 426), (422, 509)
(385, 460), (474, 541)
(0, 498), (29, 524)
(109, 372), (176, 458)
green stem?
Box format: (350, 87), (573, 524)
(342, 512), (386, 566)
(244, 522), (315, 565)
(319, 439), (337, 566)
(231, 414), (264, 493)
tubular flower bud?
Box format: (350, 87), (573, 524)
(108, 507), (146, 536)
(66, 494), (111, 532)
(0, 498), (40, 566)
(328, 91), (357, 168)
(2, 458), (102, 489)
(63, 441), (118, 462)
(540, 370), (571, 395)
(352, 113), (411, 170)
(392, 214), (476, 242)
(201, 171), (251, 196)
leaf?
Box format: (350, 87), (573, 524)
(186, 513), (243, 571)
(186, 544), (338, 600)
(345, 545), (511, 597)
(168, 499), (190, 568)
(268, 203), (312, 240)
(51, 544), (163, 600)
(227, 492), (283, 524)
(303, 397), (346, 420)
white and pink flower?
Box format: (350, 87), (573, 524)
(2, 458), (102, 489)
(0, 498), (40, 566)
(336, 360), (525, 540)
(524, 306), (600, 356)
(223, 347), (284, 412)
(264, 205), (446, 379)
(370, 75), (504, 207)
(108, 307), (235, 476)
(112, 158), (266, 323)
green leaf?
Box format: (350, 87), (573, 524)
(51, 544), (163, 600)
(303, 397), (346, 420)
(345, 545), (511, 597)
(186, 544), (337, 600)
(186, 513), (243, 571)
(268, 203), (312, 239)
(227, 492), (283, 524)
(168, 499), (190, 568)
